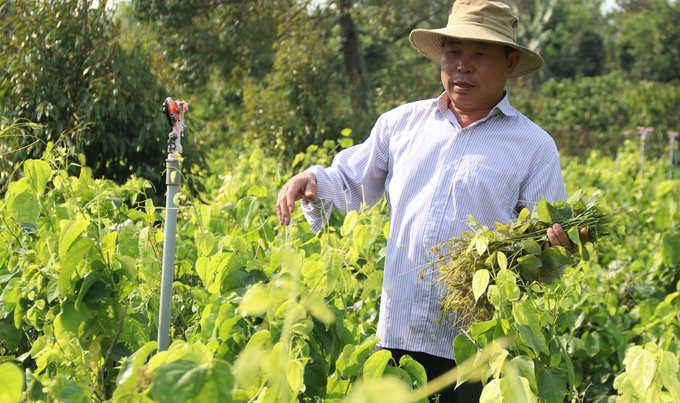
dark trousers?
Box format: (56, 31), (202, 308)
(383, 348), (484, 403)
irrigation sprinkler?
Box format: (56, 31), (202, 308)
(158, 97), (188, 352)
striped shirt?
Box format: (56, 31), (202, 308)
(301, 92), (566, 360)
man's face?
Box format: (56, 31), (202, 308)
(440, 38), (520, 113)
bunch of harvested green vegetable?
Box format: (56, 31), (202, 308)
(433, 190), (617, 330)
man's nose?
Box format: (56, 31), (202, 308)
(457, 56), (473, 73)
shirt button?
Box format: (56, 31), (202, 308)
(434, 202), (440, 207)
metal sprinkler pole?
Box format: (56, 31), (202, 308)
(158, 98), (188, 352)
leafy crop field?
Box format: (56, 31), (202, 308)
(0, 139), (679, 403)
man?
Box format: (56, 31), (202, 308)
(276, 0), (587, 401)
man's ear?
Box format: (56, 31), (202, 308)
(507, 50), (520, 76)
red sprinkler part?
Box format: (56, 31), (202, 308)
(162, 97), (189, 155)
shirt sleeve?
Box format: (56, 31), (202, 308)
(515, 140), (567, 213)
(300, 113), (391, 232)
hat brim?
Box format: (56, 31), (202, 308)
(409, 24), (544, 78)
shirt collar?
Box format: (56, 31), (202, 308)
(435, 91), (519, 119)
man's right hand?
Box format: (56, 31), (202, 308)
(276, 172), (317, 226)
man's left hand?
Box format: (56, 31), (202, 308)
(543, 223), (588, 254)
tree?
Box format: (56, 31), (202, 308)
(0, 0), (197, 197)
(613, 0), (680, 82)
(128, 0), (450, 158)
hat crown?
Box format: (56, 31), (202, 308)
(447, 0), (518, 42)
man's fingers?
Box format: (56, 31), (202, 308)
(544, 225), (588, 255)
(276, 172), (317, 227)
(546, 227), (560, 247)
(304, 180), (317, 200)
(285, 184), (301, 213)
(276, 190), (289, 225)
(553, 224), (571, 246)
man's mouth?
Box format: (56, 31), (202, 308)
(454, 80), (475, 88)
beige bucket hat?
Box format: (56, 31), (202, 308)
(409, 0), (544, 78)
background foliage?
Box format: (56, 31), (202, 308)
(1, 0), (680, 402)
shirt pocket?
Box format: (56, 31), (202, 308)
(444, 158), (520, 227)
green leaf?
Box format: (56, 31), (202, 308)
(11, 192), (40, 226)
(470, 319), (496, 340)
(0, 278), (21, 318)
(538, 368), (568, 403)
(307, 297), (336, 324)
(584, 332), (600, 357)
(58, 237), (95, 297)
(511, 356), (537, 393)
(0, 363), (24, 403)
(550, 246), (575, 265)
(238, 284), (270, 317)
(194, 360), (235, 402)
(538, 248), (560, 272)
(150, 360), (208, 403)
(196, 205), (212, 230)
(45, 278), (59, 303)
(566, 189), (582, 204)
(661, 234), (680, 267)
(339, 138), (354, 148)
(302, 260), (324, 288)
(659, 351), (680, 396)
(54, 302), (92, 340)
(59, 220), (90, 258)
(655, 180), (676, 198)
(75, 271), (101, 312)
(555, 336), (575, 386)
(145, 198), (156, 216)
(497, 270), (520, 301)
(513, 301), (546, 352)
(195, 232), (216, 256)
(196, 253), (236, 292)
(322, 247), (344, 283)
(519, 208), (530, 221)
(496, 252), (507, 271)
(624, 345), (657, 396)
(117, 341), (158, 386)
(219, 316), (242, 342)
(567, 226), (581, 247)
(522, 238), (542, 255)
(247, 185), (267, 197)
(353, 224), (372, 250)
(475, 235), (489, 256)
(537, 197), (552, 224)
(0, 317), (22, 353)
(303, 343), (328, 395)
(480, 379), (502, 401)
(287, 360), (305, 392)
(343, 336), (378, 377)
(341, 211), (358, 237)
(361, 271), (384, 300)
(516, 324), (549, 356)
(399, 355), (428, 389)
(24, 159), (51, 195)
(236, 197), (259, 232)
(580, 243), (590, 261)
(472, 269), (490, 302)
(517, 254), (542, 281)
(362, 350), (391, 381)
(654, 206), (671, 230)
(453, 333), (478, 365)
